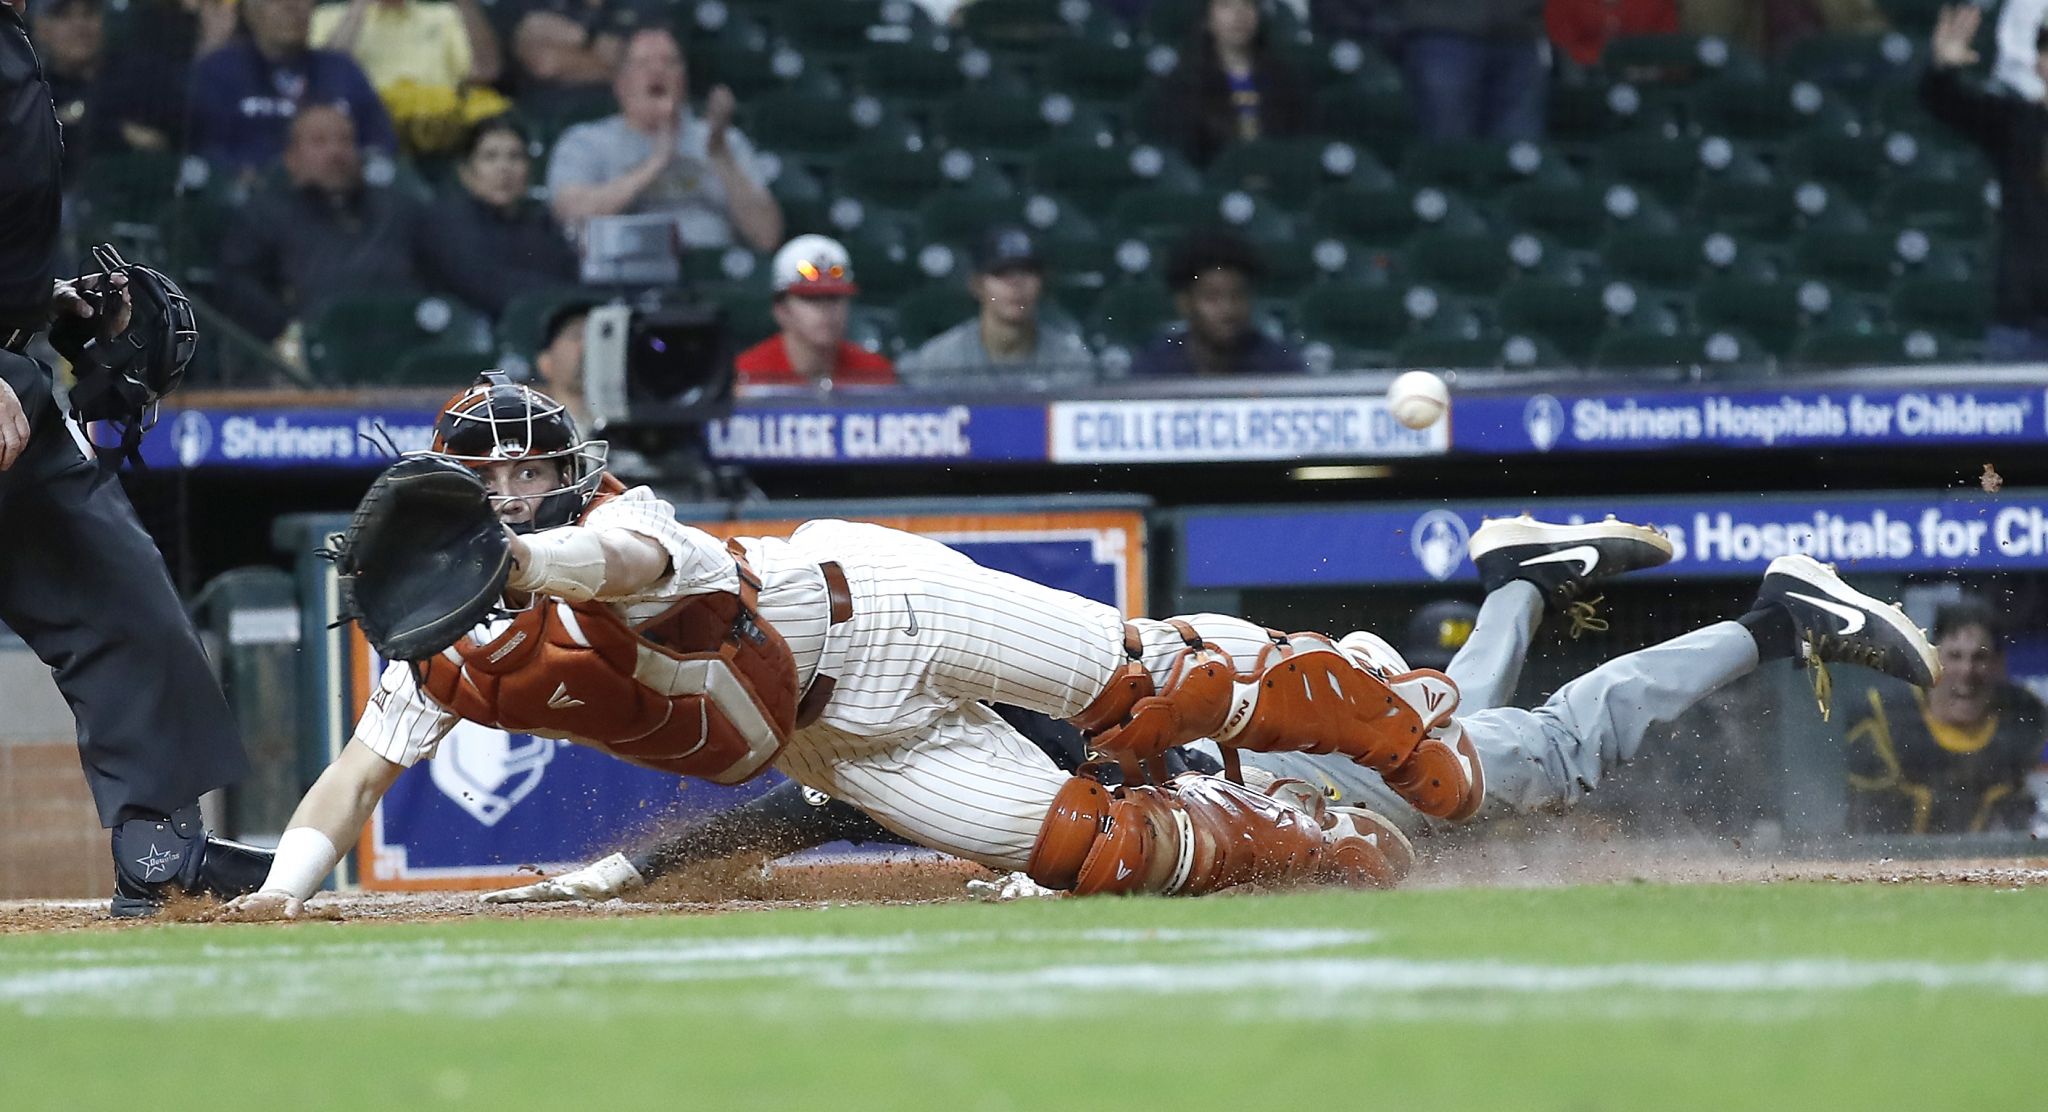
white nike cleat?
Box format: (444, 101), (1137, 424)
(1469, 515), (1675, 620)
(1754, 555), (1939, 689)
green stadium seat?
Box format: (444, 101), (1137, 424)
(304, 294), (491, 384)
(1110, 185), (1293, 242)
(836, 217), (965, 300)
(1687, 76), (1858, 143)
(1589, 326), (1696, 368)
(1787, 325), (1943, 368)
(1314, 85), (1418, 165)
(766, 158), (833, 235)
(389, 344), (501, 386)
(847, 304), (902, 357)
(1206, 137), (1383, 207)
(1297, 280), (1430, 354)
(1392, 329), (1558, 371)
(1144, 0), (1205, 44)
(1792, 227), (1914, 294)
(893, 283), (979, 347)
(526, 85), (621, 149)
(1889, 273), (1992, 338)
(856, 34), (981, 103)
(1873, 0), (1948, 37)
(938, 88), (1101, 158)
(689, 37), (840, 103)
(1277, 35), (1404, 92)
(1501, 179), (1675, 250)
(1309, 182), (1487, 250)
(702, 282), (777, 347)
(681, 245), (772, 289)
(1694, 179), (1804, 241)
(1601, 34), (1765, 88)
(838, 137), (1001, 210)
(1496, 278), (1629, 361)
(1695, 275), (1841, 353)
(1047, 31), (1153, 107)
(1780, 31), (1921, 96)
(76, 150), (183, 228)
(1401, 139), (1578, 196)
(1547, 79), (1681, 151)
(960, 0), (1072, 51)
(1403, 228), (1552, 297)
(494, 287), (591, 359)
(916, 190), (1026, 246)
(1784, 128), (1922, 206)
(1089, 281), (1177, 348)
(746, 90), (904, 160)
(1030, 139), (1200, 207)
(1595, 131), (1772, 209)
(1875, 172), (1994, 238)
(774, 0), (916, 58)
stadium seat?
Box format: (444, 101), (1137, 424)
(1298, 280), (1436, 355)
(1686, 76), (1858, 144)
(1501, 179), (1676, 250)
(775, 0), (919, 58)
(1314, 85), (1418, 165)
(389, 344), (501, 386)
(1601, 33), (1765, 89)
(1787, 325), (1943, 368)
(1693, 179), (1805, 241)
(745, 89), (905, 160)
(893, 283), (979, 347)
(836, 217), (965, 300)
(1780, 31), (1921, 97)
(916, 190), (1026, 246)
(767, 158), (833, 235)
(1547, 79), (1681, 152)
(1030, 139), (1200, 208)
(1496, 278), (1629, 362)
(847, 304), (903, 357)
(1089, 281), (1177, 348)
(1309, 182), (1487, 250)
(1596, 131), (1772, 209)
(75, 150), (183, 228)
(855, 34), (982, 104)
(938, 88), (1102, 158)
(1143, 0), (1206, 44)
(701, 282), (777, 347)
(1875, 172), (1994, 238)
(1792, 227), (1915, 294)
(689, 35), (840, 102)
(959, 0), (1072, 51)
(1889, 273), (1993, 339)
(1403, 228), (1556, 297)
(1873, 0), (1949, 37)
(1694, 274), (1841, 353)
(680, 245), (772, 290)
(1047, 30), (1153, 107)
(1390, 329), (1562, 371)
(494, 287), (591, 359)
(304, 294), (491, 384)
(1110, 185), (1293, 243)
(838, 137), (1001, 210)
(1785, 128), (1917, 206)
(1401, 139), (1579, 196)
(1590, 326), (1709, 368)
(1207, 137), (1385, 207)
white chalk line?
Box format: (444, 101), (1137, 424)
(3, 927), (2044, 1023)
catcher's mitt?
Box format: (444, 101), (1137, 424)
(332, 455), (512, 661)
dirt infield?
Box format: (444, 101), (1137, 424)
(5, 838), (2046, 935)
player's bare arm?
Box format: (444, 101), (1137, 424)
(218, 740), (405, 921)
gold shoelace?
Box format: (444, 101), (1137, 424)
(1564, 595), (1609, 639)
(1802, 633), (1887, 722)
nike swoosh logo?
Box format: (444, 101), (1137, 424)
(546, 682), (585, 709)
(903, 594), (919, 636)
(1520, 545), (1599, 575)
(1786, 591), (1866, 634)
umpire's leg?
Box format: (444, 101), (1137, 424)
(0, 349), (247, 834)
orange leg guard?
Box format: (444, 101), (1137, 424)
(1070, 621), (1234, 767)
(1024, 774), (1413, 896)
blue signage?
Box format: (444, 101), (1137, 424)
(1182, 490), (2048, 589)
(702, 403), (1048, 463)
(1454, 385), (2048, 456)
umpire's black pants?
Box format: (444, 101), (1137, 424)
(0, 346), (247, 826)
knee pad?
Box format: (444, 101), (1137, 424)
(1070, 620), (1236, 764)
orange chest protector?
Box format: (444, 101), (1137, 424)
(415, 589), (801, 784)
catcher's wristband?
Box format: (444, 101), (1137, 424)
(263, 827), (341, 900)
(507, 528), (610, 602)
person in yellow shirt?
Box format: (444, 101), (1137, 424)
(1845, 598), (2047, 834)
(311, 0), (504, 152)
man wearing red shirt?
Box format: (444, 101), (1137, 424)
(734, 234), (896, 390)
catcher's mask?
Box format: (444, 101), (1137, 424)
(431, 371), (609, 532)
(53, 244), (200, 467)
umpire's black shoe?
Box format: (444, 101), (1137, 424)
(110, 805), (275, 919)
(1470, 515), (1674, 632)
(1753, 555), (1939, 690)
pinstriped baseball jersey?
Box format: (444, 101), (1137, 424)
(353, 486), (832, 767)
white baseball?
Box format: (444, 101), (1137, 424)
(1387, 370), (1449, 430)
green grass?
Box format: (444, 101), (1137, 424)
(5, 883), (2046, 1110)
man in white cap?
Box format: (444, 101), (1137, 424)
(735, 233), (896, 390)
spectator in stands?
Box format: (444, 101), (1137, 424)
(545, 27), (782, 253)
(1924, 5), (2048, 361)
(1148, 0), (1312, 168)
(1130, 231), (1304, 378)
(1400, 0), (1549, 141)
(1545, 0), (1677, 70)
(1844, 597), (2046, 834)
(189, 0), (396, 176)
(419, 117), (577, 320)
(509, 0), (648, 108)
(217, 105), (424, 343)
(735, 234), (895, 390)
(310, 0), (506, 155)
(898, 226), (1096, 390)
(531, 298), (596, 429)
(34, 0), (192, 177)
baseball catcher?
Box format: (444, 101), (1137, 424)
(225, 375), (1940, 916)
